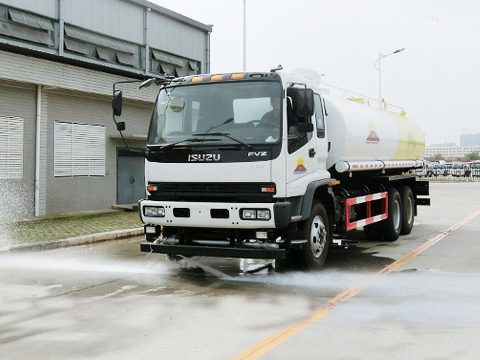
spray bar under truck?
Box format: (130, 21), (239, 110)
(112, 68), (430, 270)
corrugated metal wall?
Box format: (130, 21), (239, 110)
(45, 91), (115, 214)
(0, 0), (211, 217)
(0, 0), (211, 76)
(148, 11), (208, 60)
(62, 0), (144, 45)
(0, 0), (57, 18)
(0, 81), (36, 219)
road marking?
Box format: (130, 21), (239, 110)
(231, 208), (480, 360)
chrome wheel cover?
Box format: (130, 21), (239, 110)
(392, 199), (401, 230)
(310, 215), (327, 259)
(405, 196), (414, 225)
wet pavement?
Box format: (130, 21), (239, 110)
(1, 182), (480, 359)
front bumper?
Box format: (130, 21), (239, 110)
(139, 200), (291, 229)
(140, 241), (286, 259)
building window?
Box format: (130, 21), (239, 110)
(54, 121), (105, 177)
(150, 49), (199, 77)
(0, 116), (23, 180)
(0, 6), (55, 47)
(63, 24), (140, 68)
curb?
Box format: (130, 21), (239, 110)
(2, 227), (144, 252)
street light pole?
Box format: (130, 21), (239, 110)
(378, 52), (382, 105)
(243, 0), (246, 71)
(375, 48), (405, 106)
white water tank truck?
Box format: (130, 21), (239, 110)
(112, 68), (430, 270)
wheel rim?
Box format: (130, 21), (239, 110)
(406, 196), (414, 225)
(392, 199), (401, 230)
(310, 215), (327, 259)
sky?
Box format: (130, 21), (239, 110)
(150, 0), (480, 146)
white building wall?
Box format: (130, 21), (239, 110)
(424, 145), (480, 159)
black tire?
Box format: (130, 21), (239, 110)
(297, 201), (330, 270)
(399, 186), (414, 235)
(380, 188), (402, 241)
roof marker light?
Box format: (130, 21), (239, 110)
(231, 73), (245, 80)
(191, 76), (203, 83)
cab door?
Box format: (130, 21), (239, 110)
(286, 89), (329, 189)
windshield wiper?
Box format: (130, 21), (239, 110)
(151, 137), (220, 151)
(193, 132), (253, 149)
(204, 118), (234, 133)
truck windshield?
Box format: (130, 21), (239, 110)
(147, 81), (282, 147)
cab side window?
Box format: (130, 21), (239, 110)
(314, 94), (325, 138)
(287, 87), (313, 154)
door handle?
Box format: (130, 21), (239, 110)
(309, 148), (316, 158)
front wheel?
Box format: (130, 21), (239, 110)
(298, 201), (330, 270)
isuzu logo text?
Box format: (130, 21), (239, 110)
(187, 153), (221, 162)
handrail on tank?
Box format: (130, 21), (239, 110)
(321, 82), (406, 116)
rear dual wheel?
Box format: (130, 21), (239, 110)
(364, 186), (414, 241)
(399, 186), (414, 235)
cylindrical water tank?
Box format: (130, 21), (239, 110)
(323, 95), (425, 170)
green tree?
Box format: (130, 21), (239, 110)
(434, 153), (443, 161)
(465, 151), (480, 161)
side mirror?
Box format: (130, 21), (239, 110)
(112, 90), (123, 116)
(297, 88), (314, 117)
(297, 122), (314, 133)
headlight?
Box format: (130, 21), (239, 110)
(256, 209), (271, 220)
(240, 209), (271, 221)
(144, 206), (165, 217)
(242, 209), (257, 220)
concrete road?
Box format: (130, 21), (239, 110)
(1, 182), (480, 360)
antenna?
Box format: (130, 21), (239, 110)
(270, 64), (283, 72)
